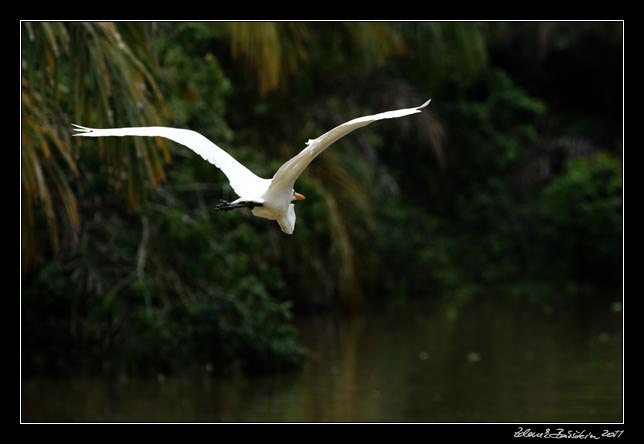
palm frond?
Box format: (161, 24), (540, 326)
(227, 22), (309, 95)
(21, 22), (172, 269)
(342, 22), (407, 67)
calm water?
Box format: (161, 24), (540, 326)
(22, 296), (622, 422)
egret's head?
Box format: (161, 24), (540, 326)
(292, 190), (306, 202)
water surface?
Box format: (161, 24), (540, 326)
(22, 296), (622, 422)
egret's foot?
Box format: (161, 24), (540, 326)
(215, 200), (232, 212)
(215, 200), (263, 212)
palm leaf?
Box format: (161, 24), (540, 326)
(227, 22), (309, 95)
(21, 22), (172, 269)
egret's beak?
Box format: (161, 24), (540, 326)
(294, 192), (306, 201)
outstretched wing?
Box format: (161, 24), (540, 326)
(266, 99), (431, 197)
(71, 125), (267, 198)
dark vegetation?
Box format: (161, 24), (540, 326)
(21, 22), (622, 377)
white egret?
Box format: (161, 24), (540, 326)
(72, 99), (431, 234)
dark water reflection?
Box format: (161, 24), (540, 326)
(22, 296), (622, 422)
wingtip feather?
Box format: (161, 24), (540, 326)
(70, 123), (93, 136)
(417, 98), (432, 110)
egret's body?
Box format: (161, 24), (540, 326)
(73, 99), (430, 234)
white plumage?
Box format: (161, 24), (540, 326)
(73, 99), (431, 234)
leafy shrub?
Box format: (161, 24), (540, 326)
(537, 153), (622, 285)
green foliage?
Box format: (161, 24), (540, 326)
(22, 22), (622, 377)
(22, 200), (305, 376)
(370, 64), (620, 302)
(21, 22), (172, 269)
(537, 153), (622, 284)
(155, 24), (232, 140)
(395, 22), (489, 92)
(22, 22), (306, 377)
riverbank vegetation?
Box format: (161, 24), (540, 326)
(21, 22), (622, 377)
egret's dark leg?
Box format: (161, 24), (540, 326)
(215, 200), (263, 212)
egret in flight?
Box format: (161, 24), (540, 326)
(72, 99), (431, 234)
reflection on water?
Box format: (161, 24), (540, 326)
(22, 296), (622, 422)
